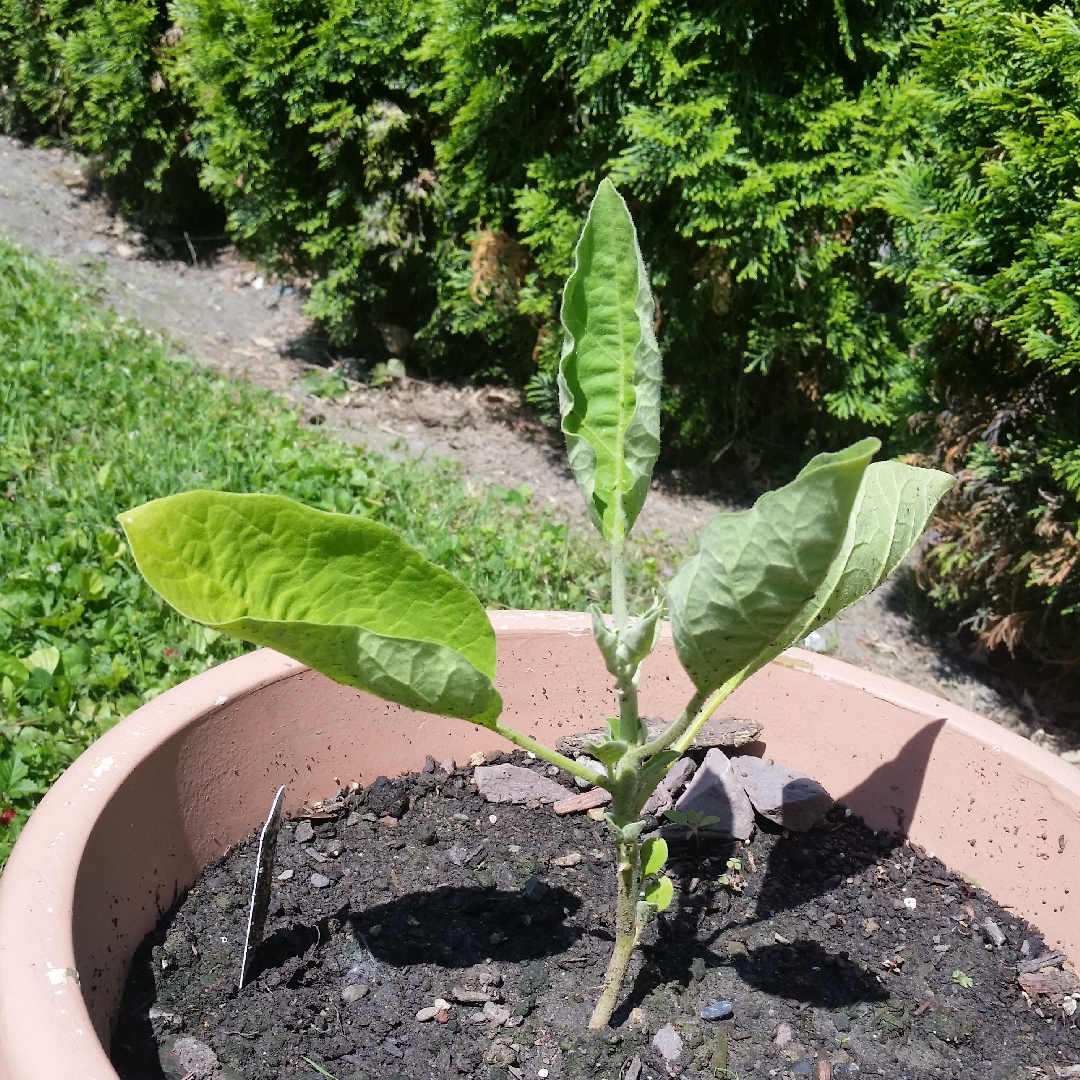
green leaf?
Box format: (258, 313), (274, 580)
(22, 645), (60, 675)
(590, 599), (663, 681)
(643, 875), (674, 912)
(640, 836), (668, 877)
(0, 652), (29, 686)
(119, 491), (502, 724)
(797, 461), (956, 635)
(0, 751), (28, 796)
(586, 737), (629, 768)
(558, 179), (661, 545)
(604, 815), (647, 844)
(666, 439), (879, 694)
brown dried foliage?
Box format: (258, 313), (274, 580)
(469, 230), (530, 310)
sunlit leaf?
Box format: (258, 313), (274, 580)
(120, 491), (502, 724)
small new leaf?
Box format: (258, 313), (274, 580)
(641, 836), (668, 877)
(586, 738), (629, 768)
(643, 875), (674, 912)
(590, 600), (663, 682)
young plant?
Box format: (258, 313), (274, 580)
(717, 857), (746, 894)
(119, 179), (954, 1029)
(664, 808), (721, 844)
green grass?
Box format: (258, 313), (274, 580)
(0, 240), (664, 864)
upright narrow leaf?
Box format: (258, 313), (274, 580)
(667, 439), (879, 693)
(120, 492), (502, 724)
(558, 179), (661, 545)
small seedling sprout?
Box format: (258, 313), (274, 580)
(663, 808), (721, 843)
(717, 857), (745, 894)
(119, 179), (954, 1029)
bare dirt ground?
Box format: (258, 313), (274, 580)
(3, 134), (1076, 760)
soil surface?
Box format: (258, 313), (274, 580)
(2, 134), (1078, 759)
(113, 752), (1078, 1080)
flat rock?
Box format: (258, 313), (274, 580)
(666, 748), (755, 840)
(642, 756), (697, 815)
(556, 716), (761, 758)
(474, 764), (570, 805)
(158, 1037), (219, 1080)
(553, 787), (611, 815)
(1016, 950), (1066, 974)
(1018, 969), (1079, 996)
(731, 756), (833, 832)
(652, 1023), (683, 1061)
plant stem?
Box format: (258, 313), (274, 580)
(488, 716), (607, 786)
(610, 543), (627, 631)
(589, 834), (639, 1029)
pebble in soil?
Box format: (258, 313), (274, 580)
(111, 751), (1080, 1080)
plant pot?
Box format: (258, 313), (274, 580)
(0, 610), (1077, 1080)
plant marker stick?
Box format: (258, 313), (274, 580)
(239, 784), (286, 989)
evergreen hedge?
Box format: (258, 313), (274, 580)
(1, 0), (1078, 672)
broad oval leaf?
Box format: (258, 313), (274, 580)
(119, 491), (502, 724)
(796, 460), (956, 637)
(643, 875), (674, 913)
(640, 836), (668, 877)
(558, 179), (661, 545)
(667, 439), (879, 693)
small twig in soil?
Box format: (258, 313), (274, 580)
(183, 231), (198, 267)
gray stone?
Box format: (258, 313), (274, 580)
(792, 1061), (814, 1076)
(700, 999), (735, 1021)
(642, 756), (698, 816)
(523, 877), (549, 900)
(157, 1036), (219, 1080)
(652, 1023), (683, 1061)
(983, 917), (1007, 947)
(663, 756), (698, 794)
(473, 764), (570, 805)
(641, 785), (673, 817)
(293, 820), (315, 844)
(342, 982), (369, 1003)
(666, 748), (755, 840)
(730, 755), (833, 832)
(310, 873), (331, 889)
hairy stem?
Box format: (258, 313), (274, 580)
(669, 668), (750, 754)
(488, 717), (608, 786)
(610, 543), (627, 631)
(589, 834), (639, 1029)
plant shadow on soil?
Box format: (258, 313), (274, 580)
(247, 885), (587, 982)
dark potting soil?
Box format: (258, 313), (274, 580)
(112, 751), (1079, 1080)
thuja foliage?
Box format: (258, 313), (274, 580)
(5, 0), (1079, 663)
(867, 0), (1080, 663)
(121, 183), (953, 1027)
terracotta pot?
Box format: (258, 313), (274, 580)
(1, 611), (1077, 1079)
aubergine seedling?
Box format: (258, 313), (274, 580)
(118, 179), (954, 1029)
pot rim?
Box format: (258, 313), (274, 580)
(0, 610), (1077, 1080)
